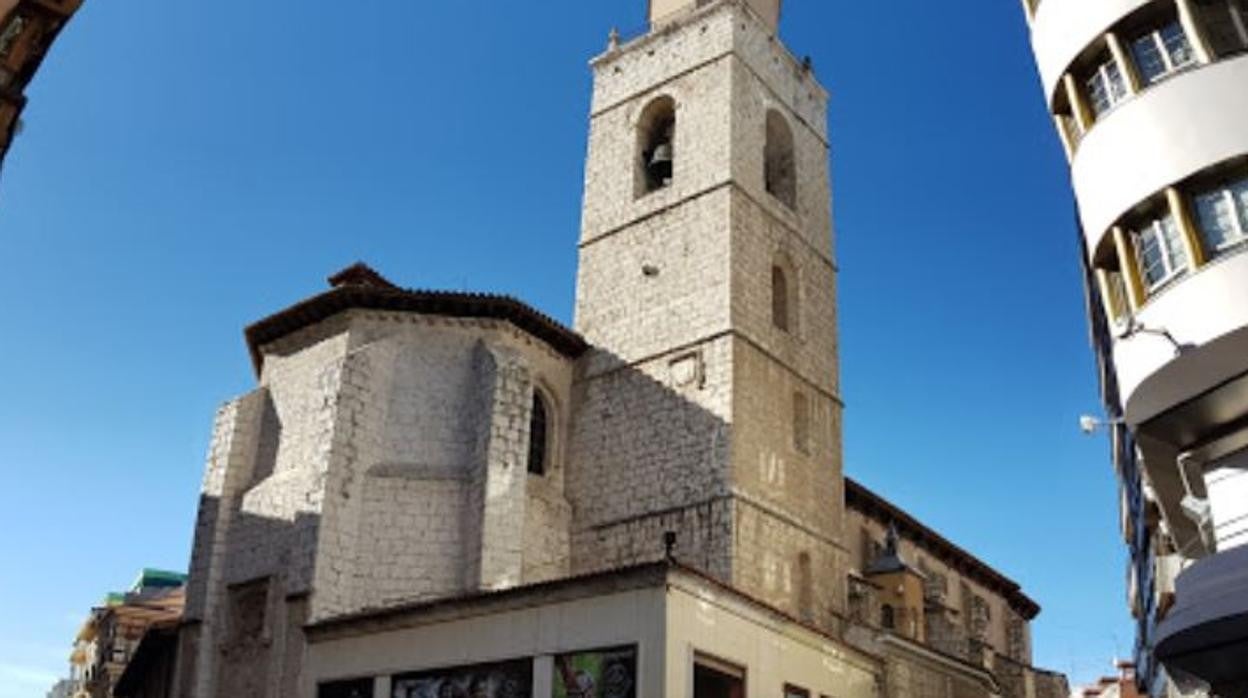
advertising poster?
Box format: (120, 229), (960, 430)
(392, 659), (532, 698)
(553, 646), (637, 698)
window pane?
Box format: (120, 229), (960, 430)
(1161, 215), (1190, 271)
(1088, 60), (1128, 116)
(1160, 22), (1195, 68)
(1138, 227), (1168, 287)
(1132, 34), (1167, 84)
(1106, 61), (1128, 101)
(1232, 178), (1248, 235)
(1196, 190), (1238, 249)
(1087, 72), (1111, 116)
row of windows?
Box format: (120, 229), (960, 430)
(1056, 0), (1248, 151)
(1084, 18), (1197, 117)
(636, 97), (798, 210)
(1099, 168), (1248, 318)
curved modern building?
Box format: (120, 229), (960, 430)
(1021, 0), (1248, 695)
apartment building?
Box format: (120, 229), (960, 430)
(1020, 0), (1248, 694)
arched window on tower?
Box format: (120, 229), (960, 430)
(765, 110), (796, 209)
(527, 391), (549, 476)
(637, 96), (676, 196)
(881, 604), (896, 630)
(771, 265), (790, 332)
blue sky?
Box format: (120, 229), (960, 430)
(0, 0), (1129, 694)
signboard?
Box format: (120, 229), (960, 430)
(553, 646), (637, 698)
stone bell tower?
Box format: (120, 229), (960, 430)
(568, 0), (848, 625)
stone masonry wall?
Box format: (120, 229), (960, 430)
(355, 472), (465, 609)
(575, 139), (735, 366)
(883, 655), (993, 698)
(336, 328), (475, 613)
(583, 9), (737, 246)
(571, 0), (845, 630)
(726, 51), (832, 264)
(733, 496), (848, 622)
(572, 497), (736, 581)
(314, 314), (575, 617)
(568, 335), (734, 531)
(847, 507), (1033, 665)
(179, 310), (578, 696)
(177, 389), (270, 698)
(469, 342), (533, 592)
(727, 171), (838, 398)
(729, 332), (847, 622)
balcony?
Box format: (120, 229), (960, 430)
(1155, 544), (1248, 693)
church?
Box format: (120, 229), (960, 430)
(169, 1), (1069, 696)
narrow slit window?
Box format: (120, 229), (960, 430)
(796, 552), (813, 622)
(793, 392), (811, 455)
(527, 391), (549, 476)
(772, 265), (790, 332)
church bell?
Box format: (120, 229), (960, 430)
(647, 142), (673, 183)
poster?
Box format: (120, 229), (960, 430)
(553, 646), (637, 698)
(392, 659), (532, 698)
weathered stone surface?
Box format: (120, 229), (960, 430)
(172, 4), (1065, 698)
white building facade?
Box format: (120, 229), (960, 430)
(1020, 0), (1248, 694)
